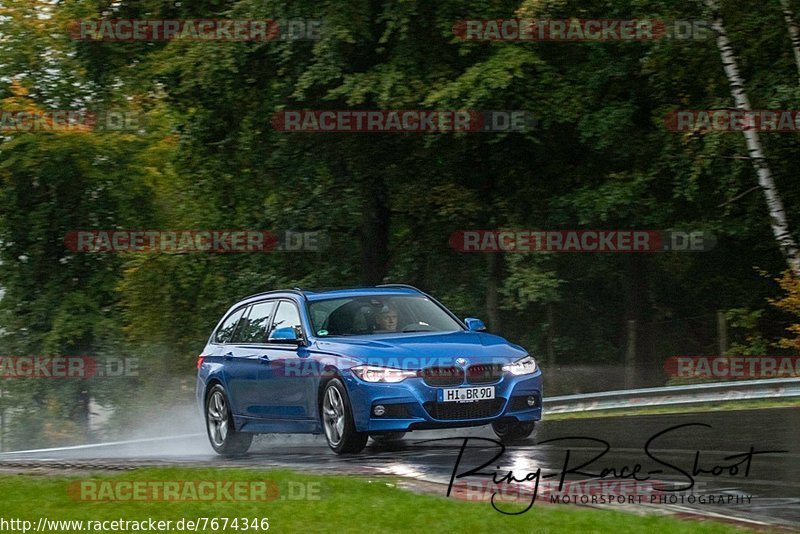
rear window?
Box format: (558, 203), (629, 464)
(231, 301), (277, 343)
(214, 307), (245, 344)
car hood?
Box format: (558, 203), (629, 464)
(311, 330), (528, 369)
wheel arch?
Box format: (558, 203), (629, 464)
(316, 366), (343, 412)
(204, 376), (225, 401)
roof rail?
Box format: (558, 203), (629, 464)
(375, 284), (423, 292)
(243, 285), (422, 301)
(241, 288), (306, 301)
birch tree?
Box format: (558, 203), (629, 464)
(706, 0), (800, 276)
(780, 0), (800, 82)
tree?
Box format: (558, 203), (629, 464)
(706, 0), (800, 276)
(780, 0), (800, 82)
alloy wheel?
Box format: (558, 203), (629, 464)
(323, 385), (346, 447)
(207, 390), (229, 447)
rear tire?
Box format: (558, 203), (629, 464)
(205, 384), (253, 455)
(321, 378), (368, 454)
(492, 420), (535, 443)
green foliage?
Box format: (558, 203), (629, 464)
(2, 0), (800, 446)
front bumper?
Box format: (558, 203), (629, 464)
(343, 369), (542, 433)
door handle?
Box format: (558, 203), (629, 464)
(224, 352), (234, 360)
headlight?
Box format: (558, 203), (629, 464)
(351, 365), (418, 383)
(502, 355), (537, 376)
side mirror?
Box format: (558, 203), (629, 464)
(464, 318), (487, 332)
(268, 326), (302, 344)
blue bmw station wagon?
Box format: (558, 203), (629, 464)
(196, 285), (542, 454)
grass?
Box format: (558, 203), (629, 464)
(545, 397), (800, 421)
(0, 467), (756, 533)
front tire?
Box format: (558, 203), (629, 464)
(205, 384), (253, 455)
(492, 420), (535, 443)
(321, 378), (368, 454)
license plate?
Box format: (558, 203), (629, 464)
(438, 386), (495, 403)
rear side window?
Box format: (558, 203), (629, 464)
(232, 301), (276, 343)
(215, 308), (245, 344)
(268, 301), (303, 339)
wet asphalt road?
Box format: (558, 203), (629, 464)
(1, 408), (798, 529)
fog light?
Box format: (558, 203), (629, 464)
(526, 396), (537, 407)
(373, 405), (386, 417)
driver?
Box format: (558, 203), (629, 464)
(374, 305), (399, 333)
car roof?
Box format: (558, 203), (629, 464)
(238, 285), (425, 304)
(303, 286), (423, 301)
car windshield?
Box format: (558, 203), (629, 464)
(308, 295), (463, 337)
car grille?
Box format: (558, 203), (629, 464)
(466, 364), (504, 384)
(423, 399), (504, 420)
(421, 366), (464, 387)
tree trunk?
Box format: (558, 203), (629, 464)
(707, 0), (800, 276)
(717, 310), (729, 355)
(625, 320), (637, 389)
(361, 177), (390, 285)
(780, 0), (800, 82)
(485, 252), (501, 332)
(545, 302), (556, 366)
(0, 385), (4, 452)
(623, 255), (652, 383)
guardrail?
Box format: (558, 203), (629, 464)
(0, 379), (797, 456)
(543, 377), (800, 414)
